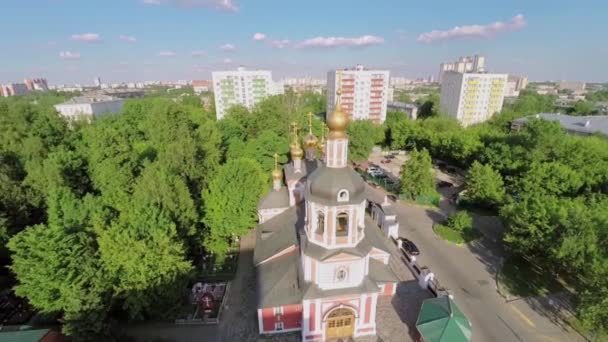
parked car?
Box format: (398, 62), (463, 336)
(446, 166), (457, 174)
(437, 180), (453, 188)
(397, 238), (420, 256)
(368, 169), (384, 177)
(380, 159), (392, 164)
(385, 154), (396, 159)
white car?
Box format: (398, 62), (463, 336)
(367, 168), (384, 177)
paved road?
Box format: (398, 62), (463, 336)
(366, 185), (584, 342)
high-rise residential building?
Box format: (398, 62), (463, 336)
(440, 71), (507, 126)
(326, 65), (390, 124)
(557, 80), (586, 92)
(504, 75), (529, 97)
(24, 78), (49, 91)
(212, 66), (278, 120)
(0, 83), (29, 97)
(438, 55), (485, 83)
(94, 77), (102, 87)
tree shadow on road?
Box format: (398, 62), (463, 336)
(390, 280), (430, 342)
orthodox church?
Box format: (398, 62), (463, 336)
(254, 101), (399, 341)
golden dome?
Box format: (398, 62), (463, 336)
(272, 168), (282, 180)
(303, 112), (318, 148)
(272, 153), (282, 180)
(289, 122), (304, 159)
(317, 122), (326, 155)
(290, 143), (304, 159)
(327, 89), (349, 139)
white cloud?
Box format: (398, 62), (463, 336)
(296, 35), (384, 48)
(223, 58), (232, 64)
(252, 32), (290, 49)
(253, 32), (266, 41)
(158, 51), (177, 57)
(142, 0), (238, 12)
(268, 39), (290, 49)
(119, 35), (137, 42)
(220, 43), (236, 52)
(59, 51), (81, 60)
(191, 50), (207, 57)
(417, 14), (526, 44)
(70, 33), (102, 43)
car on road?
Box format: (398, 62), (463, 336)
(397, 237), (420, 256)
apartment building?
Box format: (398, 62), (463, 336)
(440, 71), (507, 126)
(0, 83), (29, 97)
(438, 55), (485, 83)
(504, 75), (529, 97)
(54, 95), (124, 121)
(326, 65), (390, 124)
(24, 78), (49, 91)
(212, 67), (278, 120)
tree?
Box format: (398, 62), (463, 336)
(400, 148), (435, 199)
(202, 158), (266, 257)
(465, 161), (505, 208)
(347, 120), (384, 161)
(447, 211), (473, 232)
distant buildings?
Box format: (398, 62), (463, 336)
(191, 80), (213, 94)
(0, 83), (29, 97)
(327, 65), (390, 124)
(94, 77), (102, 88)
(438, 55), (485, 83)
(504, 75), (529, 97)
(387, 101), (418, 120)
(212, 66), (280, 120)
(24, 78), (49, 91)
(557, 80), (586, 92)
(440, 71), (507, 126)
(512, 113), (608, 137)
(54, 95), (124, 121)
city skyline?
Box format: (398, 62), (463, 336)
(2, 0), (608, 84)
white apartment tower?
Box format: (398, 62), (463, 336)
(438, 55), (485, 83)
(327, 65), (390, 124)
(212, 66), (277, 120)
(440, 71), (507, 126)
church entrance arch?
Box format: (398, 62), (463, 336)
(325, 307), (355, 339)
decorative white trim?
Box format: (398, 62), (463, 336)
(257, 309), (264, 333)
(263, 327), (301, 334)
(337, 189), (349, 202)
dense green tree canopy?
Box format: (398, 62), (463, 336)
(346, 120), (385, 161)
(400, 148), (436, 199)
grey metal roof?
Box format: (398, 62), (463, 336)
(254, 206), (301, 265)
(512, 113), (608, 136)
(258, 187), (290, 210)
(58, 95), (121, 105)
(306, 166), (366, 206)
(284, 159), (319, 182)
(368, 258), (399, 283)
(256, 250), (302, 308)
(388, 101), (418, 110)
(302, 276), (380, 300)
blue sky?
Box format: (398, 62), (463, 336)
(1, 0), (607, 84)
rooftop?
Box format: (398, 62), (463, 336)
(58, 95), (122, 105)
(513, 113), (608, 136)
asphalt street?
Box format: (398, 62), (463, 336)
(366, 184), (583, 342)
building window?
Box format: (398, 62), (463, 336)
(273, 306), (284, 315)
(337, 190), (349, 202)
(336, 212), (348, 236)
(275, 322), (284, 330)
(316, 212), (325, 234)
(335, 267), (348, 282)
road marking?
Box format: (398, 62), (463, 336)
(510, 305), (536, 328)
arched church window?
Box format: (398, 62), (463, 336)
(336, 212), (348, 236)
(316, 211), (325, 234)
(337, 189), (349, 202)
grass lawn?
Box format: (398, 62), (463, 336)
(566, 316), (608, 342)
(497, 255), (566, 298)
(433, 224), (481, 246)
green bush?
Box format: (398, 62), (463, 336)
(447, 211), (472, 232)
